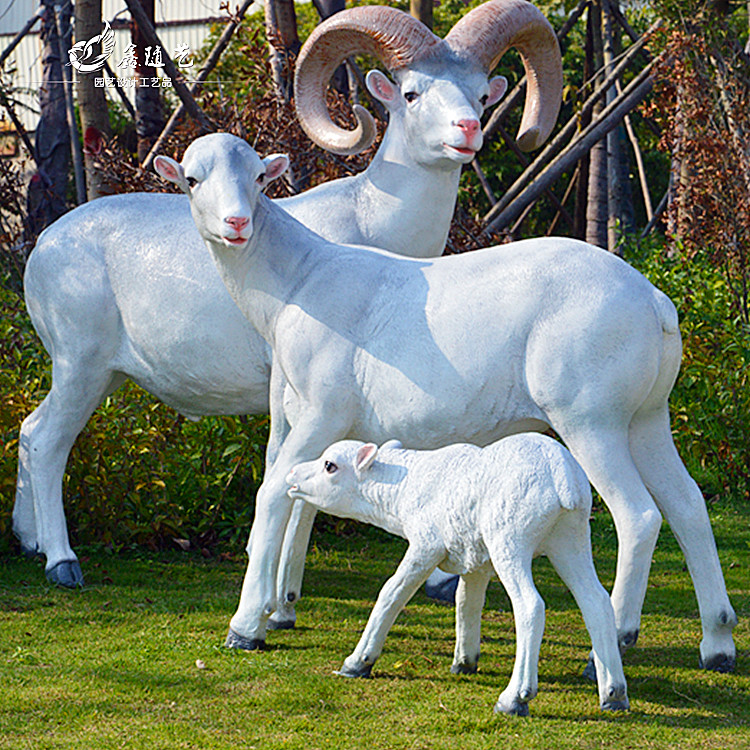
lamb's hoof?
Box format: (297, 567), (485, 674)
(225, 628), (266, 651)
(267, 617), (295, 631)
(494, 700), (529, 717)
(335, 661), (373, 678)
(618, 629), (639, 652)
(601, 698), (630, 712)
(699, 652), (736, 673)
(582, 656), (597, 682)
(18, 541), (40, 559)
(46, 560), (84, 588)
(451, 661), (478, 675)
(424, 574), (459, 605)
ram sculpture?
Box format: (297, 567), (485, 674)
(154, 132), (737, 674)
(14, 0), (561, 629)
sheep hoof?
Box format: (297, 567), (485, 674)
(424, 574), (459, 605)
(225, 628), (266, 651)
(618, 629), (639, 652)
(699, 652), (736, 673)
(494, 699), (529, 717)
(46, 560), (84, 588)
(601, 698), (630, 712)
(582, 656), (597, 682)
(335, 662), (372, 678)
(451, 661), (478, 675)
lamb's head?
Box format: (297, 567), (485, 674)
(154, 133), (289, 249)
(294, 0), (562, 164)
(286, 440), (381, 515)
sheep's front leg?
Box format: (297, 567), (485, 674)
(451, 566), (493, 675)
(338, 545), (444, 678)
(226, 417), (345, 649)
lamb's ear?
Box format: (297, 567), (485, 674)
(381, 439), (403, 451)
(486, 76), (508, 107)
(154, 155), (187, 192)
(260, 154), (289, 186)
(355, 443), (378, 473)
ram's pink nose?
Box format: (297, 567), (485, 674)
(224, 216), (250, 232)
(455, 118), (480, 138)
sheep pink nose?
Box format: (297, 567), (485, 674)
(224, 216), (250, 232)
(455, 119), (480, 137)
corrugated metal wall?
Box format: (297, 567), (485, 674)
(0, 1), (263, 131)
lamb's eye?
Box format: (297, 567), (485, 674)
(404, 91), (419, 103)
(479, 94), (489, 106)
(186, 176), (198, 188)
(324, 461), (338, 474)
(256, 173), (266, 185)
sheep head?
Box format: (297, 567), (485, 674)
(154, 133), (288, 250)
(294, 0), (562, 158)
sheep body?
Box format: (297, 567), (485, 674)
(287, 435), (629, 715)
(158, 134), (737, 673)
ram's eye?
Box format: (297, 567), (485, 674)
(256, 173), (266, 185)
(479, 94), (489, 106)
(404, 91), (419, 103)
(186, 176), (198, 188)
(324, 461), (338, 474)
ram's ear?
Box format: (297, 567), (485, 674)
(355, 443), (378, 473)
(260, 154), (289, 186)
(366, 70), (399, 105)
(154, 155), (188, 192)
(486, 76), (508, 107)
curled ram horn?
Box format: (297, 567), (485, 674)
(293, 6), (441, 155)
(445, 0), (563, 151)
(293, 0), (562, 155)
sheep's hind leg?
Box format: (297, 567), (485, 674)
(338, 545), (442, 678)
(630, 405), (737, 672)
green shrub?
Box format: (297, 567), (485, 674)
(630, 238), (750, 503)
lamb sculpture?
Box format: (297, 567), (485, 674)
(155, 133), (737, 674)
(286, 436), (630, 716)
(14, 0), (561, 628)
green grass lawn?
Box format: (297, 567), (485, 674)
(1, 502), (748, 750)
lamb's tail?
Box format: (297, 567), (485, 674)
(654, 288), (679, 336)
(549, 443), (591, 512)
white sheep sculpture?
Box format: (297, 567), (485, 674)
(286, 436), (630, 716)
(14, 0), (561, 624)
(154, 133), (737, 673)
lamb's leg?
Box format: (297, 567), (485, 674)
(543, 516), (629, 711)
(451, 567), (493, 674)
(629, 405), (736, 672)
(14, 364), (124, 588)
(490, 551), (544, 717)
(338, 545), (443, 678)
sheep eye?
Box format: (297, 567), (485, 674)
(256, 173), (266, 185)
(324, 461), (338, 474)
(479, 94), (489, 106)
(186, 176), (198, 188)
(404, 91), (419, 103)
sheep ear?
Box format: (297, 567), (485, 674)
(261, 154), (289, 185)
(154, 155), (187, 191)
(355, 443), (378, 473)
(366, 70), (398, 105)
(486, 76), (508, 107)
(381, 439), (403, 451)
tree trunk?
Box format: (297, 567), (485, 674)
(265, 0), (300, 101)
(131, 0), (165, 163)
(75, 0), (112, 199)
(26, 0), (71, 237)
(410, 0), (433, 30)
(586, 1), (608, 249)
